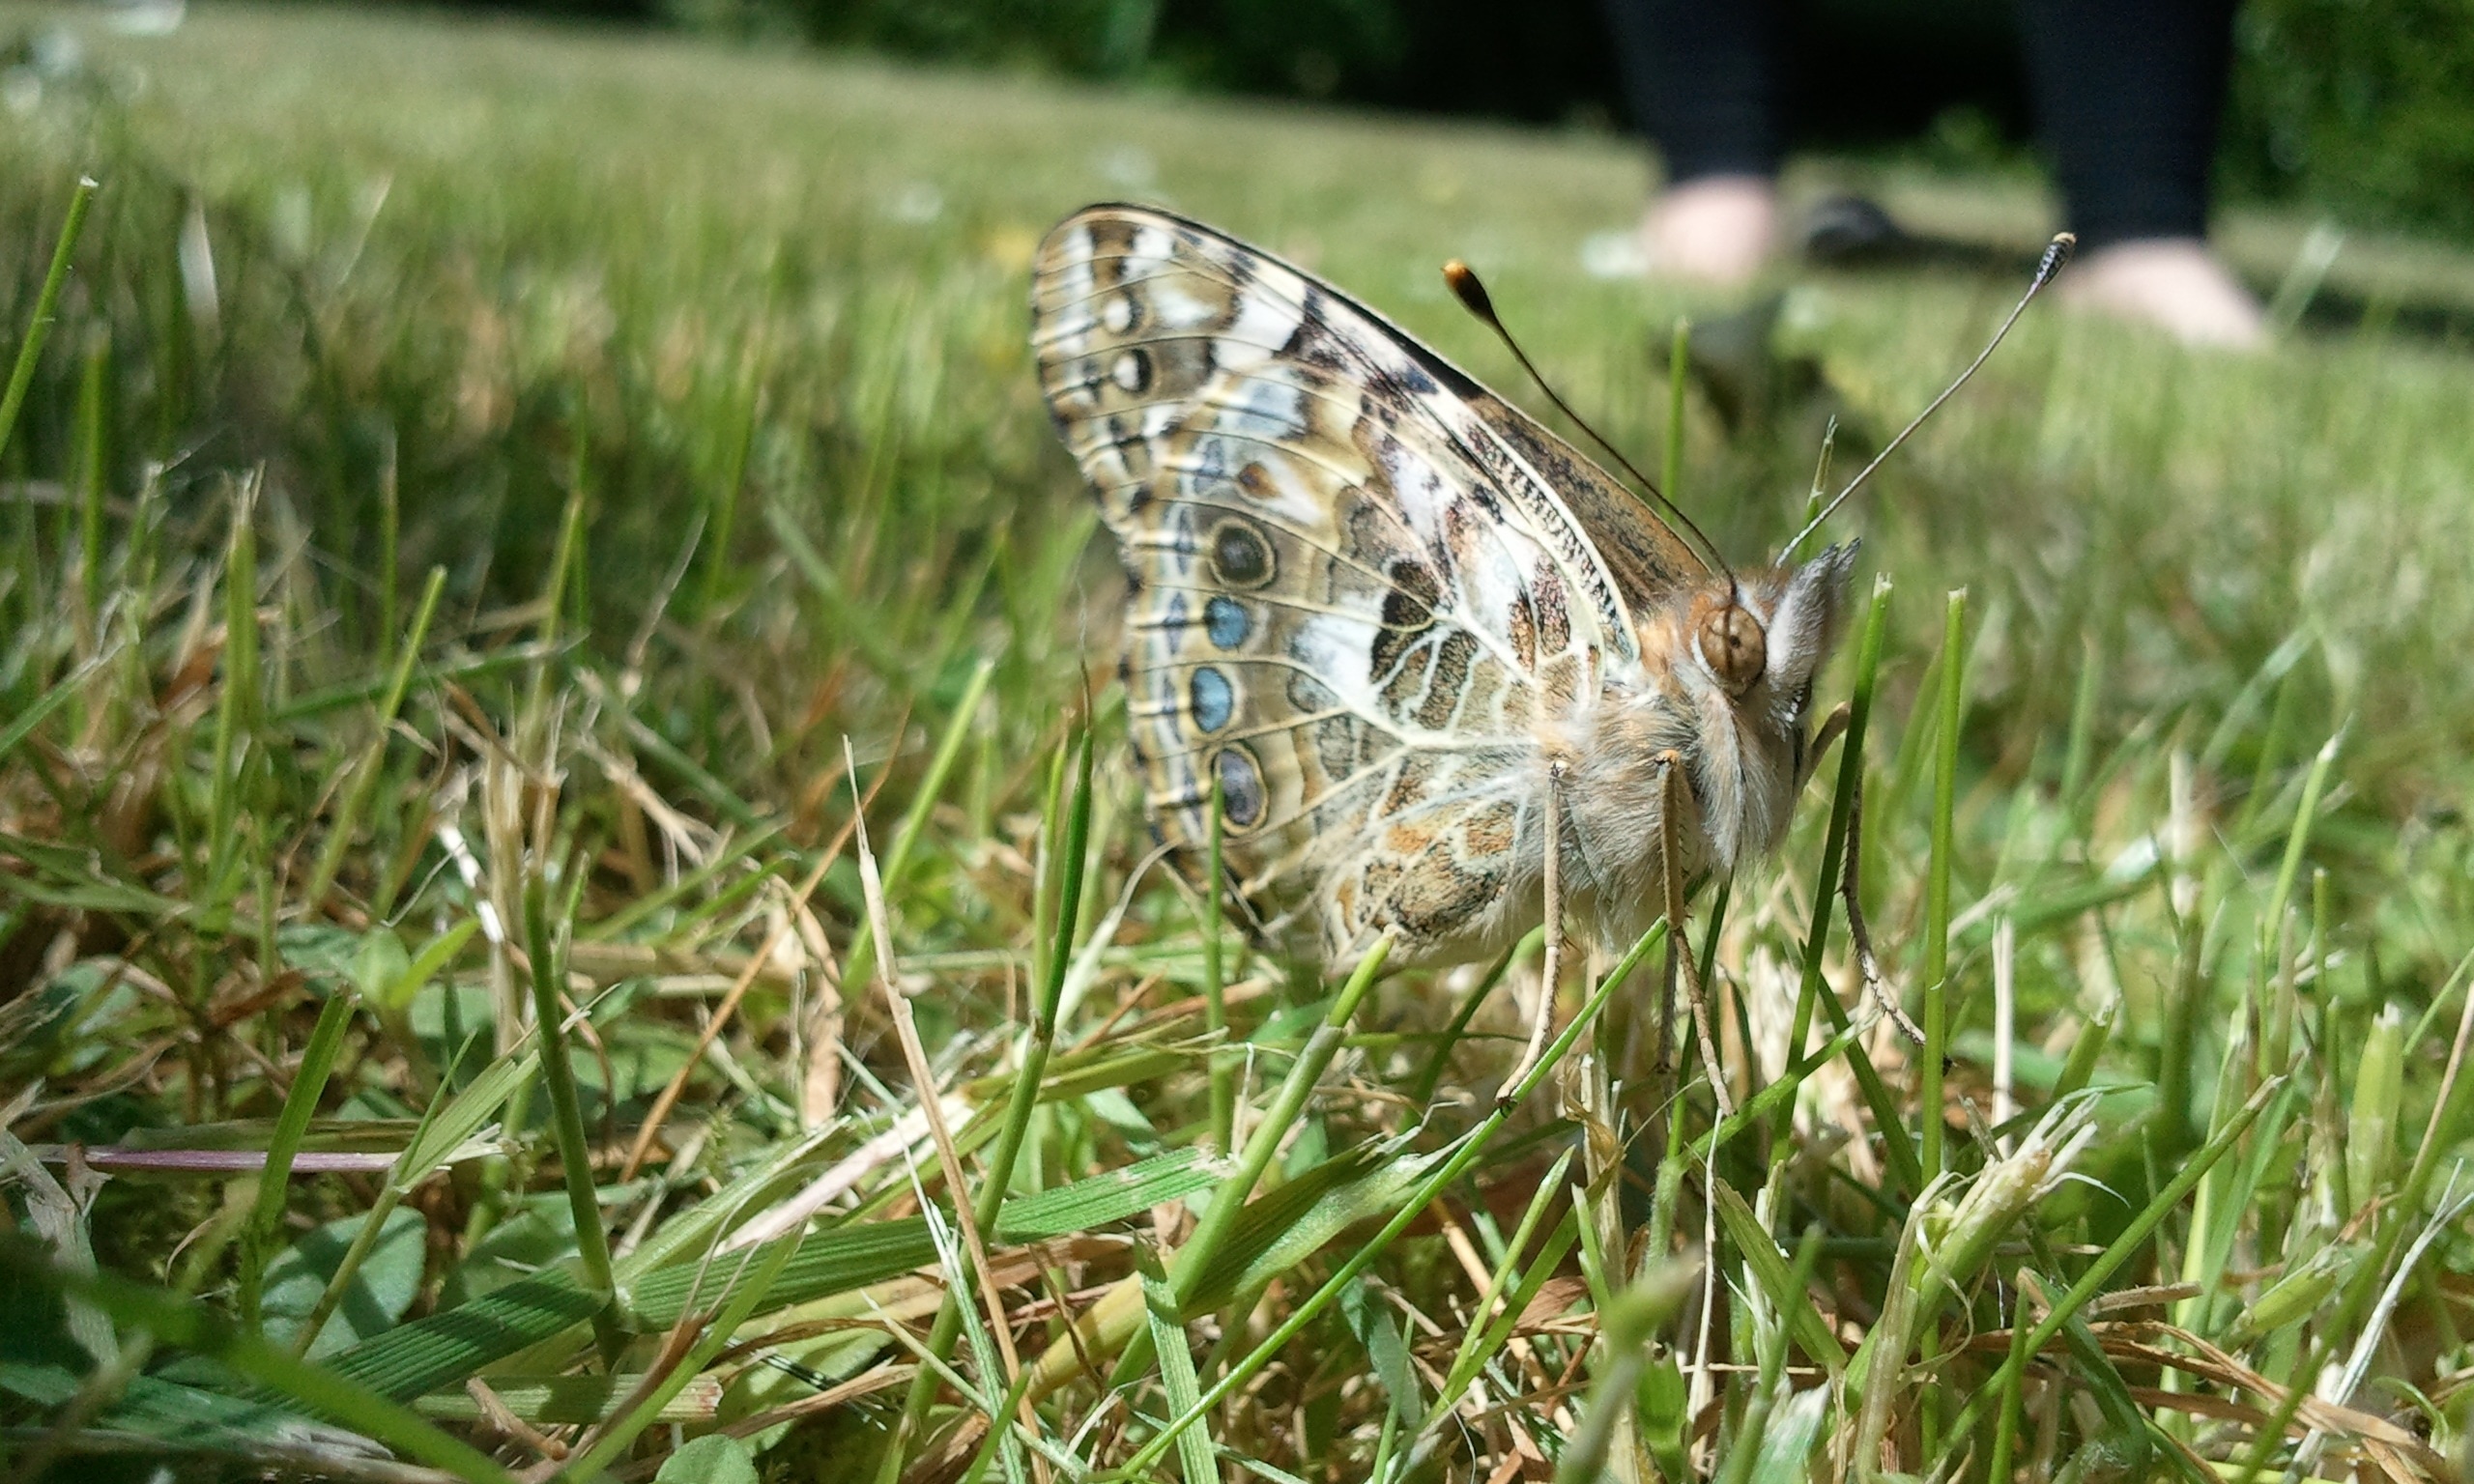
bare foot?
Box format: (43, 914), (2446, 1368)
(2057, 238), (2267, 349)
(1638, 175), (1778, 289)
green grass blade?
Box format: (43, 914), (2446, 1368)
(841, 652), (998, 1001)
(1122, 931), (1645, 1477)
(1136, 1241), (1219, 1484)
(1948, 1074), (2282, 1441)
(1431, 1146), (1572, 1406)
(0, 643), (122, 768)
(524, 877), (622, 1360)
(1409, 928), (1539, 1108)
(306, 565), (446, 907)
(237, 990), (358, 1329)
(553, 1230), (800, 1481)
(1663, 315), (1689, 506)
(0, 176), (97, 462)
(1920, 585), (1968, 1180)
(1203, 770), (1233, 1154)
(3, 1242), (516, 1484)
(1709, 1181), (1846, 1374)
(1775, 577), (1890, 1142)
(881, 720), (1087, 1475)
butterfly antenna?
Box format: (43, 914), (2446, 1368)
(1443, 260), (1734, 582)
(1779, 231), (2077, 562)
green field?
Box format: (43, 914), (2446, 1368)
(3, 5), (2473, 1481)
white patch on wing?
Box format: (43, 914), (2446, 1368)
(1149, 278), (1218, 330)
(1290, 614), (1378, 706)
(1457, 529), (1544, 645)
(1218, 378), (1305, 442)
(1223, 279), (1306, 356)
(1043, 226), (1099, 350)
(1377, 437), (1452, 543)
(1375, 438), (1562, 672)
(1126, 224), (1178, 278)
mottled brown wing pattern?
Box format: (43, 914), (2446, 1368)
(1030, 205), (1654, 960)
(1455, 386), (1710, 619)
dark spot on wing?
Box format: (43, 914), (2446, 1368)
(1215, 745), (1266, 828)
(1209, 520), (1275, 589)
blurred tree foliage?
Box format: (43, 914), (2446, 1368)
(452, 0), (2474, 236)
(2221, 0), (2474, 236)
(660, 0), (2031, 145)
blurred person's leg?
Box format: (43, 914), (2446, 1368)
(1604, 0), (1786, 287)
(2021, 0), (2266, 346)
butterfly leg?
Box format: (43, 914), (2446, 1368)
(1498, 758), (1568, 1110)
(1657, 750), (1735, 1117)
(1798, 700), (1853, 794)
(1840, 769), (1927, 1043)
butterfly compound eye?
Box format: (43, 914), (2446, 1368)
(1698, 603), (1768, 694)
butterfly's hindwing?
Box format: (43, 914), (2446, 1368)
(1033, 206), (1686, 959)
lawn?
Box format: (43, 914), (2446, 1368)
(2, 4), (2472, 1481)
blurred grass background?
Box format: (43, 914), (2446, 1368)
(2, 2), (2472, 1480)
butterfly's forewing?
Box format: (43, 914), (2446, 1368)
(1453, 387), (1711, 620)
(1032, 205), (1691, 959)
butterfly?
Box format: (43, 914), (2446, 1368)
(1027, 203), (1858, 971)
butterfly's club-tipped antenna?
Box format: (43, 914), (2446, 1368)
(1443, 260), (1734, 584)
(1780, 232), (2075, 562)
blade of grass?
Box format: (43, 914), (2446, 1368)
(1430, 1146), (1573, 1409)
(525, 876), (623, 1363)
(306, 565), (446, 907)
(1420, 1206), (1582, 1471)
(1709, 1181), (1847, 1374)
(1121, 922), (1657, 1478)
(920, 1191), (1031, 1484)
(552, 1227), (802, 1482)
(0, 642), (124, 768)
(1663, 316), (1689, 506)
(1920, 586), (1968, 1181)
(1408, 928), (1539, 1109)
(270, 641), (577, 725)
(1693, 1014), (1871, 1166)
(1775, 577), (1922, 1197)
(1202, 772), (1233, 1155)
(72, 328), (106, 652)
(2, 1243), (516, 1484)
(1136, 1240), (1218, 1484)
(1982, 1264), (2041, 1484)
(841, 651), (997, 995)
(1169, 934), (1392, 1307)
(1946, 1074), (2282, 1442)
(317, 1151), (1219, 1408)
(377, 428), (398, 662)
(1557, 1258), (1704, 1484)
(1099, 931), (1397, 1393)
(291, 1041), (542, 1361)
(880, 725), (1090, 1478)
(1776, 572), (1888, 1144)
(207, 475), (261, 895)
(1714, 1224), (1822, 1484)
(851, 736), (1033, 1478)
(0, 177), (98, 463)
(236, 990), (358, 1329)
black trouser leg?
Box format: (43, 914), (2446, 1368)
(1600, 0), (1788, 183)
(2019, 0), (2241, 248)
